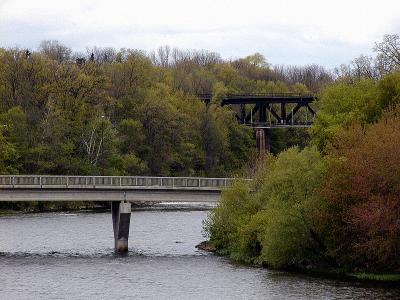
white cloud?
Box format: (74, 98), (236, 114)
(0, 0), (399, 67)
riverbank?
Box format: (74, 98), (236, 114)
(349, 273), (400, 283)
(299, 268), (400, 285)
(0, 203), (104, 215)
(196, 240), (400, 284)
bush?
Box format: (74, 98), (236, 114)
(208, 147), (327, 268)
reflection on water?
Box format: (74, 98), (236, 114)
(0, 207), (399, 300)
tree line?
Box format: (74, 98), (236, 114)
(0, 41), (329, 177)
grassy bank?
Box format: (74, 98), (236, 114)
(0, 208), (15, 215)
(349, 272), (400, 282)
(0, 201), (105, 215)
(201, 240), (400, 284)
(300, 268), (400, 284)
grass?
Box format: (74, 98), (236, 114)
(0, 209), (15, 215)
(349, 272), (400, 282)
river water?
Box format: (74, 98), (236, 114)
(0, 206), (399, 300)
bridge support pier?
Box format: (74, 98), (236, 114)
(111, 201), (131, 253)
(256, 128), (270, 153)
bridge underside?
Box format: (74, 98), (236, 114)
(0, 188), (221, 202)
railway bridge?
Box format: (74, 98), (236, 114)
(199, 93), (317, 151)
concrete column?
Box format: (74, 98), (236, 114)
(256, 128), (265, 152)
(265, 128), (271, 152)
(256, 128), (271, 153)
(111, 201), (131, 253)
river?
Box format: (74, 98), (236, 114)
(0, 206), (399, 299)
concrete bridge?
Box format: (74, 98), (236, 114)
(0, 175), (235, 252)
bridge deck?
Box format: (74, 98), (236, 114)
(199, 93), (315, 104)
(0, 176), (240, 202)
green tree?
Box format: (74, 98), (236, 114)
(256, 147), (326, 268)
(209, 147), (327, 268)
(0, 128), (18, 174)
(377, 70), (400, 108)
(310, 79), (380, 149)
(116, 119), (147, 175)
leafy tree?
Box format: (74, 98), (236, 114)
(377, 70), (400, 108)
(310, 79), (380, 150)
(207, 179), (256, 257)
(0, 128), (18, 174)
(116, 119), (147, 175)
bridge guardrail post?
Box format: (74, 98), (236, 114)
(2, 174), (241, 193)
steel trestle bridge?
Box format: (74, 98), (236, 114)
(199, 93), (317, 151)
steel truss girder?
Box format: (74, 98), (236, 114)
(241, 103), (314, 125)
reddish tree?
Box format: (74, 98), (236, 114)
(317, 109), (400, 272)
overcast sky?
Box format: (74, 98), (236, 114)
(0, 0), (399, 68)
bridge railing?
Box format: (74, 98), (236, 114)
(0, 175), (242, 190)
(223, 93), (315, 98)
(248, 121), (313, 128)
(199, 92), (315, 99)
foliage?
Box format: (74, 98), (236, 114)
(0, 44), (321, 180)
(377, 70), (400, 108)
(0, 42), (329, 212)
(311, 70), (400, 150)
(310, 79), (380, 149)
(317, 108), (400, 272)
(208, 147), (327, 268)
